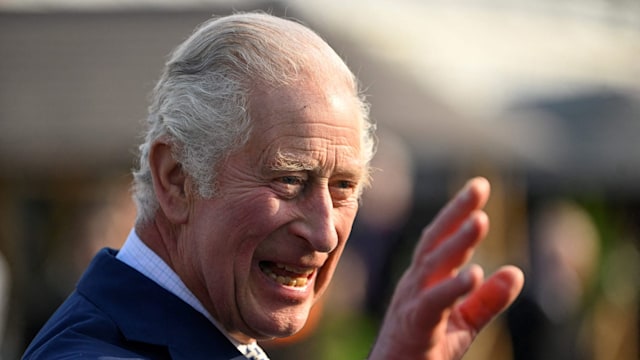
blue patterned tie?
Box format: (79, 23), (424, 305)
(239, 342), (270, 360)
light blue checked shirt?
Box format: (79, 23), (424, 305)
(116, 229), (269, 359)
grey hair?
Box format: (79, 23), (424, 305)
(133, 12), (376, 224)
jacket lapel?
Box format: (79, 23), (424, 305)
(77, 248), (247, 360)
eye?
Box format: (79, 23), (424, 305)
(336, 180), (353, 189)
(330, 179), (358, 201)
(280, 175), (305, 186)
(273, 174), (307, 198)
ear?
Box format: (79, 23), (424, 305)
(149, 141), (190, 224)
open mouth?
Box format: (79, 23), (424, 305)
(259, 261), (315, 288)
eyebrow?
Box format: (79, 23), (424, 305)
(266, 150), (365, 180)
(267, 151), (316, 172)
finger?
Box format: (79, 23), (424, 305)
(456, 265), (525, 333)
(416, 210), (489, 287)
(414, 177), (490, 261)
(411, 265), (484, 332)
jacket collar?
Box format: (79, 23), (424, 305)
(77, 248), (247, 360)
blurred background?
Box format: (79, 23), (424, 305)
(0, 0), (639, 359)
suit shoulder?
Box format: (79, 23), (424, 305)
(22, 291), (168, 359)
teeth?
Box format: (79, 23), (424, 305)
(262, 263), (312, 287)
(275, 263), (314, 276)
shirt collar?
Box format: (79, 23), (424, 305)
(116, 229), (250, 349)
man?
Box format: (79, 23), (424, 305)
(23, 12), (524, 360)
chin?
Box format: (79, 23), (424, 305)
(248, 323), (304, 341)
(250, 308), (311, 340)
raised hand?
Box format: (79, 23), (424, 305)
(369, 177), (524, 360)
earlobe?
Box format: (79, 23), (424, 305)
(149, 141), (190, 224)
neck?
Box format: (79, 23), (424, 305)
(134, 213), (178, 269)
(134, 216), (257, 345)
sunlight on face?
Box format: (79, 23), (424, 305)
(177, 72), (367, 342)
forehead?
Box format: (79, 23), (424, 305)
(246, 79), (365, 173)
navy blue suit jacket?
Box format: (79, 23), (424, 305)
(23, 248), (249, 360)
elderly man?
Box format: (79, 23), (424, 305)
(23, 12), (523, 360)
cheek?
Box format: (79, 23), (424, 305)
(226, 195), (291, 238)
(336, 202), (359, 236)
(208, 193), (298, 265)
(335, 205), (359, 246)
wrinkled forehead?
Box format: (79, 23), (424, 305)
(248, 81), (364, 144)
(244, 77), (365, 166)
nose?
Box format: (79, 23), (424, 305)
(296, 185), (339, 253)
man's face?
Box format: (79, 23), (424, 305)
(178, 73), (366, 341)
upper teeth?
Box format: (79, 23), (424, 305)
(261, 262), (314, 287)
(275, 263), (314, 276)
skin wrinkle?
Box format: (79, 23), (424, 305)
(267, 146), (364, 179)
(149, 61), (367, 343)
(252, 91), (366, 196)
(134, 12), (375, 223)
